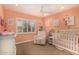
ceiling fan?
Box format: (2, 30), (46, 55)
(40, 5), (53, 16)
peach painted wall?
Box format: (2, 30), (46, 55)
(4, 6), (79, 43)
(3, 8), (42, 43)
(0, 5), (4, 31)
(45, 6), (79, 33)
(0, 5), (4, 19)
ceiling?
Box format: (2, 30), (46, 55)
(3, 4), (79, 17)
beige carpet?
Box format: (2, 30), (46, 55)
(16, 41), (71, 55)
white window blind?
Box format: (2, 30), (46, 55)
(16, 18), (35, 34)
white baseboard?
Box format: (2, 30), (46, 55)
(16, 40), (33, 44)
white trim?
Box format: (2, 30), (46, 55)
(16, 32), (35, 35)
(16, 40), (33, 44)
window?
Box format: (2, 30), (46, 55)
(16, 18), (35, 34)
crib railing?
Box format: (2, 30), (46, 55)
(52, 33), (79, 54)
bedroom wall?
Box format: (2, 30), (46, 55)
(3, 6), (79, 43)
(0, 5), (4, 31)
(45, 6), (79, 33)
(3, 8), (42, 43)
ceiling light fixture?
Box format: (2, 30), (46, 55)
(40, 5), (49, 16)
(40, 5), (44, 16)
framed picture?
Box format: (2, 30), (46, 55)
(52, 19), (59, 26)
(7, 18), (14, 25)
(65, 16), (75, 25)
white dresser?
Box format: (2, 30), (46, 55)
(0, 35), (16, 55)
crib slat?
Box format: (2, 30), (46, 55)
(52, 32), (79, 54)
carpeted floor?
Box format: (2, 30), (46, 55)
(16, 41), (72, 55)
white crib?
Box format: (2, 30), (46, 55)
(52, 29), (79, 54)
